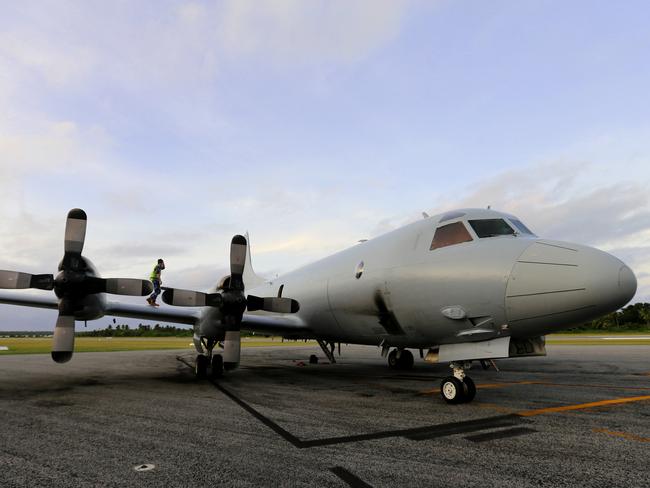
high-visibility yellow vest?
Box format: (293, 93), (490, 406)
(150, 265), (161, 281)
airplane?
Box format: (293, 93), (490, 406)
(0, 207), (637, 404)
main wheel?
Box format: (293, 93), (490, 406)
(195, 354), (208, 379)
(462, 376), (476, 403)
(211, 354), (224, 379)
(397, 349), (414, 370)
(388, 349), (398, 369)
(440, 376), (466, 404)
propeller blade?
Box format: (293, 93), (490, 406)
(105, 278), (153, 296)
(52, 314), (75, 363)
(230, 235), (247, 291)
(162, 288), (222, 307)
(64, 208), (87, 254)
(0, 271), (54, 290)
(246, 295), (300, 313)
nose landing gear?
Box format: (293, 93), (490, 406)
(440, 361), (476, 404)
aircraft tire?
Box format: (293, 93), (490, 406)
(211, 354), (224, 379)
(397, 350), (414, 370)
(387, 349), (398, 369)
(440, 376), (466, 404)
(195, 354), (208, 379)
(462, 376), (476, 403)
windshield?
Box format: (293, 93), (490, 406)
(430, 222), (473, 250)
(509, 218), (536, 236)
(468, 219), (515, 238)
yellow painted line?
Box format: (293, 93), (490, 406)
(517, 395), (650, 417)
(593, 429), (650, 443)
(535, 381), (650, 392)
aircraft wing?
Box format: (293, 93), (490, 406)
(104, 301), (200, 326)
(240, 313), (313, 338)
(0, 292), (200, 326)
(0, 291), (59, 310)
(0, 291), (310, 336)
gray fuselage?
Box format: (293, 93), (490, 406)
(199, 208), (637, 348)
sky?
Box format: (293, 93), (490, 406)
(1, 0), (649, 330)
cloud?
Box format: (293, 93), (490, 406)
(442, 161), (650, 248)
(216, 0), (416, 66)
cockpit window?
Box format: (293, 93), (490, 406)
(509, 218), (536, 236)
(430, 222), (473, 250)
(468, 219), (515, 238)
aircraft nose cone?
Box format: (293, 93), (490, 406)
(580, 247), (637, 315)
(506, 240), (637, 334)
(617, 265), (637, 307)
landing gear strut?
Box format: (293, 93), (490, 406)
(440, 361), (476, 404)
(387, 348), (414, 370)
(195, 337), (223, 380)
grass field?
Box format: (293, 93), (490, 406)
(0, 337), (316, 355)
(546, 334), (650, 346)
(1, 333), (649, 356)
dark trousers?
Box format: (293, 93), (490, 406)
(149, 279), (161, 301)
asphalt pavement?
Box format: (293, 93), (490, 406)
(1, 344), (649, 487)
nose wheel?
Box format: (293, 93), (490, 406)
(440, 362), (476, 404)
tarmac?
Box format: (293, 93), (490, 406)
(0, 343), (649, 488)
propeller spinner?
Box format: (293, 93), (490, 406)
(0, 208), (154, 363)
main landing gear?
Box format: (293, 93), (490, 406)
(440, 361), (476, 404)
(195, 338), (224, 380)
(387, 348), (414, 370)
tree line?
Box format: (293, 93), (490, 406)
(569, 302), (650, 331)
(77, 323), (192, 337)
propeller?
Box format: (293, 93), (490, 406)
(162, 235), (299, 315)
(161, 235), (299, 369)
(0, 208), (154, 363)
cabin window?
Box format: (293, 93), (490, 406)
(430, 222), (473, 250)
(468, 219), (515, 238)
(509, 218), (535, 236)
